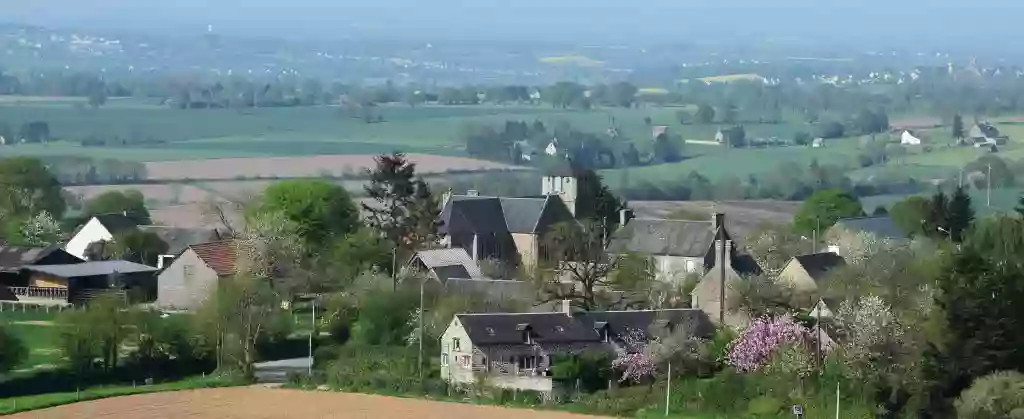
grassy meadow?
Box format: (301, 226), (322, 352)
(0, 307), (61, 371)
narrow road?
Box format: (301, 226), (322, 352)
(253, 358), (311, 384)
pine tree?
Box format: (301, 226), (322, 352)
(925, 190), (950, 239)
(362, 153), (440, 265)
(947, 186), (975, 242)
(952, 113), (964, 141)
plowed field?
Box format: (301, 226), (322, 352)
(11, 387), (606, 419)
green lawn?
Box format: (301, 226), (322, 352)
(1, 309), (61, 370)
(0, 375), (239, 415)
(861, 187), (1024, 216)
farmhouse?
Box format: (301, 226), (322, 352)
(967, 122), (1009, 146)
(900, 130), (923, 145)
(777, 252), (848, 315)
(608, 213), (760, 283)
(439, 171), (577, 271)
(440, 302), (714, 393)
(690, 237), (764, 328)
(0, 245), (83, 304)
(156, 240), (237, 311)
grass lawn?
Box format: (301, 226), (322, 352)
(1, 308), (61, 370)
(0, 375), (240, 415)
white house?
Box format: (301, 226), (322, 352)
(812, 138), (825, 148)
(64, 213), (140, 260)
(900, 130), (922, 145)
(545, 138), (559, 156)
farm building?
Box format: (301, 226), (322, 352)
(407, 248), (486, 282)
(64, 213), (141, 260)
(10, 260), (158, 305)
(156, 240), (237, 311)
(967, 122), (1009, 145)
(440, 302), (714, 394)
(0, 246), (83, 304)
(900, 130), (923, 145)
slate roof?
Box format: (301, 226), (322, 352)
(189, 241), (238, 277)
(969, 123), (1002, 139)
(139, 226), (221, 255)
(93, 214), (141, 234)
(22, 260), (158, 277)
(607, 219), (721, 258)
(832, 216), (908, 240)
(411, 248), (485, 280)
(456, 309), (715, 347)
(440, 195), (574, 236)
(0, 246), (70, 270)
(793, 252), (847, 282)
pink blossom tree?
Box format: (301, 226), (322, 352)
(612, 328), (656, 383)
(726, 315), (813, 373)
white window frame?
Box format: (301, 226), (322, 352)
(441, 353), (449, 366)
(453, 337), (461, 351)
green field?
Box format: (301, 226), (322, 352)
(0, 308), (61, 370)
(861, 187), (1024, 216)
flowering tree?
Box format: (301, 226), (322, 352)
(19, 210), (61, 246)
(726, 315), (813, 373)
(613, 328), (656, 383)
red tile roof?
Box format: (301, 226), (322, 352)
(189, 240), (238, 277)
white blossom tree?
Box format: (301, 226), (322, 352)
(19, 210), (61, 246)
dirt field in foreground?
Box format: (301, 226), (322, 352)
(12, 387), (606, 419)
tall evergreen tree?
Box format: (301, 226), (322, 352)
(573, 168), (626, 235)
(952, 113), (964, 141)
(362, 153), (440, 265)
(925, 190), (950, 239)
(947, 186), (975, 242)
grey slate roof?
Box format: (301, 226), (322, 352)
(457, 309), (714, 347)
(22, 260), (158, 278)
(832, 216), (908, 240)
(440, 195), (574, 236)
(0, 246), (70, 270)
(411, 248), (485, 279)
(607, 219), (719, 258)
(138, 226), (221, 255)
(793, 252), (847, 282)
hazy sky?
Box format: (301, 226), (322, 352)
(6, 0), (1024, 46)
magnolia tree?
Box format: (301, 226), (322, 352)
(612, 326), (704, 383)
(726, 315), (814, 373)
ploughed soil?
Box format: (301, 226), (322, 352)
(12, 387), (608, 419)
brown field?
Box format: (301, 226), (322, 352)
(630, 200), (800, 240)
(144, 154), (526, 181)
(65, 184), (219, 205)
(12, 387), (607, 419)
(890, 116), (943, 130)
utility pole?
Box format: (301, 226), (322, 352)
(987, 164), (992, 207)
(718, 216), (726, 326)
(418, 278), (425, 381)
(308, 297), (315, 376)
(664, 362), (672, 416)
(392, 247), (398, 291)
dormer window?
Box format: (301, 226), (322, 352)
(594, 322), (610, 343)
(516, 323), (533, 344)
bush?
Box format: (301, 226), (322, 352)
(0, 325), (27, 373)
(747, 395), (785, 417)
(955, 371), (1024, 419)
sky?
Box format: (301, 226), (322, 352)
(5, 0), (1024, 47)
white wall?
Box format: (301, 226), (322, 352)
(488, 375), (554, 392)
(63, 218), (112, 260)
(156, 249), (220, 311)
(440, 317), (478, 385)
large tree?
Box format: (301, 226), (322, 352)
(89, 230), (169, 266)
(573, 169), (626, 232)
(362, 153), (440, 257)
(0, 157), (65, 219)
(792, 189), (865, 236)
(947, 186), (975, 242)
(952, 113), (964, 141)
(253, 180), (359, 249)
(889, 196), (930, 237)
(82, 190), (151, 225)
(925, 190), (950, 239)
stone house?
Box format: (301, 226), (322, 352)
(825, 215), (909, 258)
(777, 252), (848, 316)
(689, 238), (764, 328)
(439, 173), (577, 271)
(156, 240), (237, 311)
(439, 302), (714, 394)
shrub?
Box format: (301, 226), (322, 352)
(0, 325), (27, 373)
(955, 371), (1024, 419)
(747, 395), (785, 417)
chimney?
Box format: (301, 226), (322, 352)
(122, 210), (128, 217)
(471, 234), (479, 261)
(562, 299), (572, 317)
(712, 212), (725, 232)
(619, 208), (632, 227)
(715, 239), (733, 270)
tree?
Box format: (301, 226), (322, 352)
(88, 82), (108, 108)
(952, 113), (965, 141)
(955, 371), (1024, 419)
(925, 190), (950, 239)
(362, 153), (440, 258)
(0, 157), (66, 220)
(792, 189), (865, 235)
(608, 82), (638, 108)
(101, 230), (170, 266)
(17, 121), (49, 143)
(19, 210), (62, 246)
(55, 295), (132, 373)
(573, 169), (626, 232)
(948, 186), (975, 242)
(253, 180), (359, 250)
(890, 196), (930, 237)
(726, 315), (814, 373)
(195, 274), (286, 380)
(695, 104), (715, 124)
(793, 132), (811, 146)
(312, 229), (392, 292)
(721, 103), (738, 124)
(82, 190), (151, 225)
(724, 126), (747, 148)
(0, 325), (27, 374)
(653, 133), (684, 163)
(817, 121), (845, 139)
(533, 221), (653, 311)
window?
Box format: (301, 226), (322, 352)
(453, 337), (461, 351)
(553, 179), (563, 193)
(554, 326), (564, 333)
(460, 355), (470, 366)
(685, 260), (696, 273)
(441, 353), (449, 366)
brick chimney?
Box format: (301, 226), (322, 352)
(619, 208), (633, 227)
(562, 299), (573, 318)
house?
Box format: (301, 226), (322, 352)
(690, 237), (764, 328)
(777, 252), (848, 313)
(714, 129), (725, 144)
(968, 122), (1008, 145)
(545, 138), (559, 156)
(608, 213), (759, 283)
(900, 130), (923, 145)
(440, 302), (714, 393)
(408, 248), (486, 282)
(514, 140), (538, 162)
(825, 215), (909, 257)
(812, 138), (825, 148)
(15, 260), (159, 305)
(439, 172), (577, 270)
(64, 213), (140, 260)
(156, 240), (237, 311)
(64, 213), (221, 266)
(137, 226), (222, 268)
